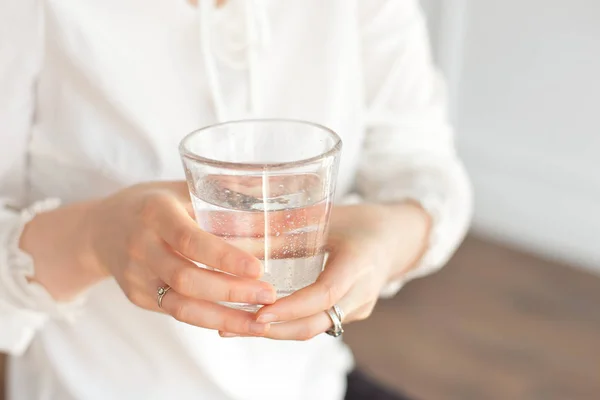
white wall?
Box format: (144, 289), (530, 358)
(420, 0), (600, 272)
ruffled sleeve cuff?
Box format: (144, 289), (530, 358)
(0, 199), (86, 355)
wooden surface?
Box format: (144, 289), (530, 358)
(2, 236), (600, 399)
(344, 237), (600, 400)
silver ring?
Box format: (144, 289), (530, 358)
(325, 304), (344, 338)
(157, 285), (171, 309)
(332, 304), (345, 322)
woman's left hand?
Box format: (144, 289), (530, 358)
(219, 202), (431, 340)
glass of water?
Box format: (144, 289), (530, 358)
(179, 119), (342, 312)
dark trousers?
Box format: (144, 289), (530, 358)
(345, 370), (414, 400)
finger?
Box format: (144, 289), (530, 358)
(143, 239), (276, 305)
(265, 312), (333, 340)
(255, 246), (361, 323)
(119, 269), (168, 313)
(221, 312), (333, 341)
(142, 193), (263, 278)
(159, 289), (270, 335)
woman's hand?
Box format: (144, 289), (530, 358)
(22, 181), (276, 336)
(86, 182), (277, 334)
(220, 202), (431, 340)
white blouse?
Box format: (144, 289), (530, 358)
(0, 1), (472, 399)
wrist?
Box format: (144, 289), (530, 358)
(77, 199), (109, 278)
(19, 200), (107, 301)
(381, 201), (432, 281)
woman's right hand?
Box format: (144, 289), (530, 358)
(24, 181), (275, 336)
(86, 181), (275, 335)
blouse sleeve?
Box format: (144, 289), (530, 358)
(356, 0), (473, 296)
(0, 0), (82, 356)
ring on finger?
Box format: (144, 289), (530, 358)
(325, 304), (344, 338)
(157, 285), (172, 309)
(332, 304), (345, 322)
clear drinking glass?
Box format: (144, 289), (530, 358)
(179, 119), (342, 312)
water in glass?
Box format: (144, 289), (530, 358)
(189, 172), (331, 311)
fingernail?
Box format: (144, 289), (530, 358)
(220, 332), (239, 338)
(257, 290), (276, 305)
(256, 313), (278, 324)
(249, 322), (268, 334)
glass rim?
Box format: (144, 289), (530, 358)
(179, 118), (342, 170)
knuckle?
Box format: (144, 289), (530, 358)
(138, 193), (165, 224)
(126, 234), (146, 261)
(298, 336), (312, 342)
(125, 288), (145, 307)
(356, 303), (376, 321)
(183, 202), (196, 218)
(285, 306), (303, 321)
(214, 246), (231, 271)
(173, 226), (195, 255)
(220, 281), (253, 305)
(320, 280), (341, 308)
(122, 265), (138, 284)
(171, 302), (189, 322)
(170, 268), (194, 295)
(223, 285), (236, 303)
(297, 326), (319, 341)
(223, 317), (244, 334)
